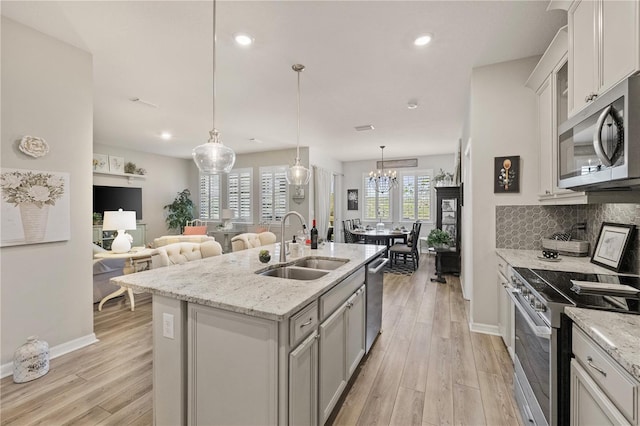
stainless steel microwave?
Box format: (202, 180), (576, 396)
(557, 75), (640, 190)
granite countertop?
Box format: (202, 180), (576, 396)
(112, 242), (386, 321)
(495, 249), (638, 276)
(565, 307), (640, 381)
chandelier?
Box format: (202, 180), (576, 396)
(369, 145), (398, 193)
(192, 0), (236, 174)
(285, 64), (311, 186)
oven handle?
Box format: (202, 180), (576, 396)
(505, 288), (552, 340)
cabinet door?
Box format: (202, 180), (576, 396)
(319, 303), (347, 425)
(537, 76), (554, 197)
(569, 0), (598, 114)
(601, 0), (639, 93)
(289, 331), (318, 426)
(346, 286), (365, 377)
(570, 359), (630, 426)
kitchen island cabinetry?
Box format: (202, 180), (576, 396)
(114, 242), (383, 426)
(568, 0), (640, 117)
(496, 254), (515, 360)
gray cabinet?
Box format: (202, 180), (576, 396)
(289, 331), (319, 426)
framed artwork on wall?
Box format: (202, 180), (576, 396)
(0, 168), (71, 247)
(93, 154), (108, 172)
(347, 189), (358, 210)
(109, 156), (124, 173)
(494, 155), (520, 193)
(591, 222), (635, 272)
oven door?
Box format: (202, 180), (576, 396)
(509, 290), (552, 426)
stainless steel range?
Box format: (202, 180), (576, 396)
(507, 267), (640, 426)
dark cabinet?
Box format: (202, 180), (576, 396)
(435, 186), (461, 274)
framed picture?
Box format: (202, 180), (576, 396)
(109, 155), (124, 173)
(591, 222), (635, 272)
(1, 168), (71, 247)
(93, 154), (109, 172)
(494, 155), (520, 193)
(347, 189), (358, 210)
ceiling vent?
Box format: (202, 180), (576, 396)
(355, 124), (375, 131)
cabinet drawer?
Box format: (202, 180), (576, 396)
(496, 254), (509, 279)
(320, 268), (365, 320)
(290, 301), (318, 347)
(572, 325), (638, 423)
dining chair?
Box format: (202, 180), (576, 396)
(352, 218), (361, 228)
(389, 229), (419, 271)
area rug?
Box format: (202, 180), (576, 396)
(384, 261), (416, 276)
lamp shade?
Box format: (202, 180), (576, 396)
(102, 209), (136, 231)
(221, 209), (235, 220)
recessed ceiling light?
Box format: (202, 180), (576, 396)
(161, 132), (172, 140)
(355, 124), (375, 132)
(234, 33), (254, 46)
(407, 101), (418, 110)
(414, 34), (433, 47)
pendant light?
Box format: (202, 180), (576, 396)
(369, 145), (398, 193)
(192, 0), (236, 174)
(286, 64), (311, 186)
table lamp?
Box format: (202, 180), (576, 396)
(221, 209), (235, 230)
(102, 209), (137, 253)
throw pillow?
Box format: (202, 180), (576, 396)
(183, 226), (207, 235)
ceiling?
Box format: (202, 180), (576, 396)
(2, 1), (566, 162)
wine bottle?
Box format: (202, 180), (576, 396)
(310, 219), (318, 249)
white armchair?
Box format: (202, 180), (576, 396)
(153, 235), (216, 248)
(231, 232), (277, 252)
(151, 241), (223, 268)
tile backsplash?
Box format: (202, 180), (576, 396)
(496, 204), (640, 274)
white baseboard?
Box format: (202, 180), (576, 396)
(469, 321), (500, 336)
(1, 333), (99, 379)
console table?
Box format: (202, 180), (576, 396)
(94, 248), (154, 311)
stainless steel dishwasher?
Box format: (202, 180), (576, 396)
(365, 254), (388, 353)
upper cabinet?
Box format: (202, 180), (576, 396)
(568, 0), (640, 116)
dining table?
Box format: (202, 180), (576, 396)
(350, 228), (409, 255)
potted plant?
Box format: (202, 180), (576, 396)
(92, 212), (102, 225)
(163, 189), (194, 234)
(433, 168), (454, 187)
(427, 228), (451, 248)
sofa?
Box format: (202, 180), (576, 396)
(153, 235), (216, 248)
(151, 241), (223, 268)
(231, 232), (277, 252)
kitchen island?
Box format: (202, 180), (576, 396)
(113, 242), (386, 426)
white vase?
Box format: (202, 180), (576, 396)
(13, 336), (49, 383)
(19, 203), (49, 243)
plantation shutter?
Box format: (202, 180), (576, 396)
(260, 166), (289, 222)
(228, 168), (252, 221)
(199, 174), (220, 220)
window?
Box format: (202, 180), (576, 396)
(400, 170), (432, 221)
(199, 174), (221, 220)
(228, 168), (252, 222)
(363, 175), (391, 221)
(260, 166), (289, 222)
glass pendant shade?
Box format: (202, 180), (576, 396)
(192, 129), (236, 174)
(286, 158), (311, 185)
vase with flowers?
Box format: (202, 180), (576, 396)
(1, 170), (65, 242)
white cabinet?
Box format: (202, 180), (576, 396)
(319, 284), (366, 424)
(571, 325), (639, 425)
(289, 331), (319, 426)
(496, 255), (515, 361)
(568, 0), (640, 116)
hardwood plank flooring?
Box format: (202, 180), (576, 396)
(1, 256), (522, 426)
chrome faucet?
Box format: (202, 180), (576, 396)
(280, 211), (307, 263)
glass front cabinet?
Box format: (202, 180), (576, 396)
(435, 186), (461, 274)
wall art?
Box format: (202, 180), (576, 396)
(93, 154), (108, 172)
(0, 168), (70, 246)
(494, 155), (520, 193)
(108, 156), (124, 173)
(18, 135), (49, 158)
(591, 222), (635, 272)
(347, 189), (358, 210)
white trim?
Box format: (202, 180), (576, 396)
(468, 321), (500, 336)
(1, 333), (98, 378)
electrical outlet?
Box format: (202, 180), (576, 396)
(163, 313), (174, 339)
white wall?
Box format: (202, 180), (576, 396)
(93, 143), (193, 242)
(466, 56), (541, 332)
(1, 18), (95, 369)
(340, 154), (455, 241)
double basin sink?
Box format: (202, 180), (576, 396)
(256, 257), (349, 281)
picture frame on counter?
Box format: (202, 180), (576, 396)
(591, 222), (635, 272)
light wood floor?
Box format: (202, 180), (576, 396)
(1, 257), (522, 426)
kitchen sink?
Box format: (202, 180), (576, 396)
(292, 257), (349, 270)
(258, 266), (329, 281)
